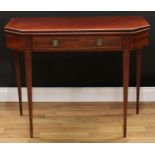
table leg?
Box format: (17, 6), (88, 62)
(123, 49), (130, 137)
(13, 51), (23, 116)
(136, 49), (142, 114)
(24, 52), (33, 138)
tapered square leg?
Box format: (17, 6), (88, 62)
(13, 51), (23, 116)
(123, 49), (130, 137)
(136, 49), (142, 114)
(24, 52), (33, 138)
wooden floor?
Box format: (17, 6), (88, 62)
(0, 102), (155, 142)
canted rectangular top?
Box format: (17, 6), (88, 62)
(5, 16), (150, 34)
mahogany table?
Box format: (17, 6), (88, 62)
(4, 16), (150, 138)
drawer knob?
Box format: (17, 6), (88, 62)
(51, 39), (59, 48)
(96, 39), (104, 46)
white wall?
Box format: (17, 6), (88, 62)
(0, 87), (155, 102)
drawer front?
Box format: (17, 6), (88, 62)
(33, 36), (122, 51)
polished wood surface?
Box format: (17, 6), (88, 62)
(4, 16), (150, 138)
(33, 35), (122, 51)
(123, 49), (130, 137)
(0, 102), (155, 143)
(5, 17), (149, 33)
(12, 51), (23, 116)
(25, 52), (33, 138)
(5, 29), (149, 52)
(136, 49), (142, 114)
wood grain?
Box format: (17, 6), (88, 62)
(25, 52), (33, 138)
(4, 16), (150, 138)
(12, 51), (23, 116)
(0, 102), (155, 143)
(33, 35), (122, 51)
(5, 17), (150, 33)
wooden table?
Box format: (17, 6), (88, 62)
(4, 16), (150, 138)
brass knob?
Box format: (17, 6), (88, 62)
(96, 39), (104, 46)
(51, 39), (59, 48)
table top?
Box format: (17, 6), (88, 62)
(5, 16), (150, 34)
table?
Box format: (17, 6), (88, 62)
(4, 16), (150, 138)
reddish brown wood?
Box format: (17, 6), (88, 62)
(33, 35), (122, 51)
(4, 17), (150, 138)
(5, 17), (150, 34)
(24, 52), (33, 138)
(12, 51), (23, 116)
(6, 34), (25, 51)
(136, 49), (142, 114)
(123, 49), (130, 137)
(131, 31), (149, 49)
